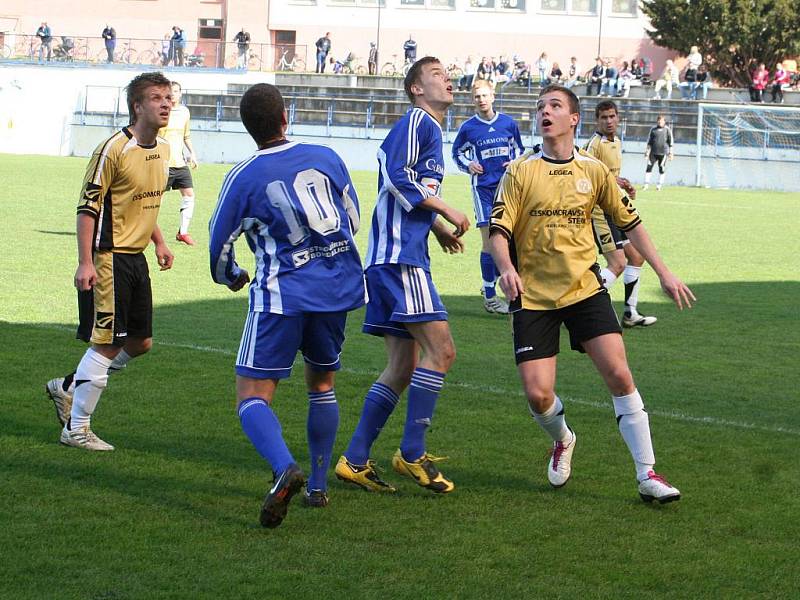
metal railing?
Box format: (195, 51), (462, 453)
(0, 34), (308, 72)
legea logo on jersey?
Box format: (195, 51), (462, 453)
(425, 159), (445, 175)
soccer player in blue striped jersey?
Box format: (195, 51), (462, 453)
(208, 83), (365, 527)
(336, 57), (470, 495)
(452, 79), (524, 314)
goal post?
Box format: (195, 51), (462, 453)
(695, 103), (800, 191)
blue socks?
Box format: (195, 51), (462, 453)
(480, 252), (498, 299)
(345, 382), (399, 465)
(307, 389), (339, 492)
(401, 368), (445, 462)
(238, 397), (295, 474)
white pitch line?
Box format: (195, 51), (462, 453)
(14, 320), (799, 437)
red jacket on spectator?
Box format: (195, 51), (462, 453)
(772, 68), (790, 86)
(752, 67), (769, 90)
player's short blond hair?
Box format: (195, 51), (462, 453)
(471, 79), (494, 93)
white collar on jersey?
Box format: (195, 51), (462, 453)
(475, 112), (499, 125)
(255, 140), (299, 155)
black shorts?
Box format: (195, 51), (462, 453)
(166, 166), (193, 190)
(77, 251), (152, 346)
(646, 154), (667, 173)
(592, 211), (629, 254)
(512, 291), (622, 363)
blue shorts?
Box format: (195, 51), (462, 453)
(472, 185), (495, 228)
(362, 264), (448, 339)
(235, 311), (347, 379)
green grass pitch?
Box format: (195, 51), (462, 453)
(1, 153), (798, 598)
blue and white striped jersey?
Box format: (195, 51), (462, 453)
(452, 113), (524, 191)
(209, 140), (365, 315)
(365, 107), (445, 271)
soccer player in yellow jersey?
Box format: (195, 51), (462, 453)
(159, 81), (198, 245)
(489, 84), (695, 503)
(585, 99), (657, 327)
(45, 72), (175, 451)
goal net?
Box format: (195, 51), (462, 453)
(695, 103), (800, 191)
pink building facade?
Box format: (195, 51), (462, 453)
(1, 0), (675, 73)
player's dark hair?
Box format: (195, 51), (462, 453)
(240, 83), (285, 146)
(404, 56), (442, 104)
(171, 81), (182, 90)
(595, 99), (618, 118)
(539, 83), (580, 115)
(125, 71), (171, 125)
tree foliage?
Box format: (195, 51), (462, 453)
(640, 0), (800, 87)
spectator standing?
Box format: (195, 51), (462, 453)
(587, 57), (605, 96)
(694, 64), (712, 99)
(315, 32), (331, 73)
(687, 46), (703, 70)
(495, 55), (511, 83)
(770, 63), (790, 103)
(403, 34), (417, 65)
(101, 25), (116, 64)
(161, 34), (171, 66)
(652, 59), (679, 99)
(565, 56), (582, 89)
(234, 28), (251, 69)
(749, 63), (768, 102)
(535, 52), (549, 84)
(171, 26), (186, 66)
(368, 42), (378, 75)
(36, 22), (52, 63)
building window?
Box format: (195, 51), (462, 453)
(500, 0), (525, 9)
(540, 0), (566, 12)
(570, 0), (596, 14)
(400, 0), (426, 5)
(611, 0), (637, 15)
(470, 0), (495, 7)
(431, 0), (456, 7)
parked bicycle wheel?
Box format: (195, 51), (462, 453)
(137, 49), (160, 66)
(356, 65), (367, 75)
(381, 63), (396, 77)
(247, 53), (262, 71)
(292, 57), (305, 72)
(0, 45), (11, 60)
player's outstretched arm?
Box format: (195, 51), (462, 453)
(419, 195), (470, 237)
(488, 230), (524, 302)
(150, 224), (174, 271)
(625, 225), (696, 310)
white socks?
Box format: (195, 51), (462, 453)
(179, 194), (195, 234)
(530, 395), (571, 443)
(644, 172), (652, 184)
(600, 267), (618, 289)
(69, 348), (112, 431)
(658, 173), (666, 186)
(613, 389), (655, 481)
(623, 265), (641, 315)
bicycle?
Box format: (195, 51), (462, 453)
(0, 44), (11, 60)
(381, 54), (412, 77)
(276, 48), (305, 72)
(137, 40), (164, 66)
(225, 48), (263, 70)
(113, 41), (137, 65)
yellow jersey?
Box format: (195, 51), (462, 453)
(583, 132), (621, 176)
(158, 104), (191, 168)
(77, 127), (170, 254)
(491, 146), (640, 310)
